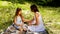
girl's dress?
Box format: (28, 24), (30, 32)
(13, 16), (23, 29)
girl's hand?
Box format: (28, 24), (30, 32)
(19, 24), (23, 26)
(16, 24), (20, 26)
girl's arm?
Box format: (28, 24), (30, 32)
(21, 15), (26, 22)
(14, 16), (20, 26)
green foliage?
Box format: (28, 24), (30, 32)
(0, 0), (60, 34)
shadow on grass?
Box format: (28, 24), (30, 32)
(0, 20), (13, 31)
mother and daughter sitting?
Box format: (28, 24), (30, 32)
(13, 4), (47, 34)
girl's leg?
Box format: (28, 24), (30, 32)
(19, 28), (23, 34)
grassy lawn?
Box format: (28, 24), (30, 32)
(0, 1), (60, 34)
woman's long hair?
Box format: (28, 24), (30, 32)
(30, 4), (39, 12)
(15, 8), (21, 16)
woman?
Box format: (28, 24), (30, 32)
(27, 5), (47, 34)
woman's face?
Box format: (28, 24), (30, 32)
(31, 9), (34, 12)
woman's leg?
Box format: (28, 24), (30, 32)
(39, 31), (48, 34)
(23, 24), (28, 31)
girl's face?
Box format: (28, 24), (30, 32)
(18, 10), (22, 15)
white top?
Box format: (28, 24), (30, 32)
(16, 16), (23, 24)
(28, 12), (45, 32)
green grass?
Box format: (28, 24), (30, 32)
(0, 1), (60, 34)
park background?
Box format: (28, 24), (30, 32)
(0, 0), (60, 34)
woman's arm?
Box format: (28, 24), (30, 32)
(24, 18), (34, 23)
(34, 12), (39, 25)
(21, 15), (34, 23)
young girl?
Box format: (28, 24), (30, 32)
(13, 8), (25, 34)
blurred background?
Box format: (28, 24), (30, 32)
(0, 0), (60, 34)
